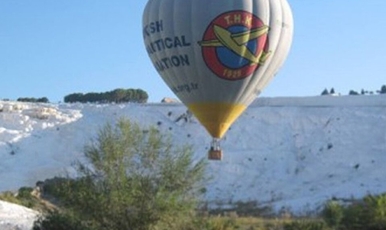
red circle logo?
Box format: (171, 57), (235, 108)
(199, 11), (270, 81)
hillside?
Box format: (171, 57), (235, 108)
(1, 95), (386, 217)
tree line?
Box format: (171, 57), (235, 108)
(17, 97), (49, 103)
(321, 85), (386, 96)
(64, 88), (148, 103)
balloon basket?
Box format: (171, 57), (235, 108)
(208, 149), (223, 160)
(208, 138), (222, 160)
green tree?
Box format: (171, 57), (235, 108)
(63, 88), (149, 103)
(37, 97), (49, 103)
(110, 88), (127, 103)
(64, 93), (84, 103)
(321, 88), (329, 95)
(34, 118), (207, 230)
(380, 85), (386, 94)
(83, 92), (101, 103)
(16, 97), (49, 103)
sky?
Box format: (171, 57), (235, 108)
(1, 1), (386, 103)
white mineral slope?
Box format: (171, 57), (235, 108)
(0, 200), (38, 230)
(0, 95), (386, 220)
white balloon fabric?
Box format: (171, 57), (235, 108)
(143, 0), (293, 139)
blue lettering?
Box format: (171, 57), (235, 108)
(145, 36), (191, 54)
(153, 54), (190, 72)
(143, 20), (164, 38)
(164, 37), (173, 49)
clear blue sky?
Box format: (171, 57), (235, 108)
(1, 1), (386, 102)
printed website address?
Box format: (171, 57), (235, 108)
(171, 82), (199, 94)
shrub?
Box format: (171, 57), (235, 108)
(0, 191), (20, 204)
(0, 187), (41, 209)
(33, 211), (86, 230)
(205, 216), (238, 230)
(17, 187), (33, 199)
(322, 201), (343, 228)
(283, 219), (329, 230)
(340, 201), (371, 230)
(35, 118), (207, 230)
(16, 187), (37, 208)
(340, 194), (386, 230)
(321, 193), (386, 230)
(365, 194), (386, 227)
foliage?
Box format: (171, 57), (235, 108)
(17, 97), (49, 103)
(366, 194), (386, 227)
(34, 118), (207, 230)
(15, 187), (36, 208)
(0, 187), (44, 210)
(184, 215), (286, 230)
(203, 216), (239, 230)
(17, 186), (34, 199)
(320, 88), (336, 96)
(283, 219), (329, 230)
(321, 88), (329, 96)
(321, 193), (386, 230)
(321, 201), (343, 228)
(349, 90), (359, 95)
(0, 191), (20, 205)
(33, 211), (86, 230)
(208, 201), (272, 217)
(340, 194), (386, 230)
(64, 88), (148, 103)
(320, 84), (386, 96)
(380, 85), (386, 94)
(339, 201), (370, 229)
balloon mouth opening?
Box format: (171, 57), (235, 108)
(187, 102), (247, 138)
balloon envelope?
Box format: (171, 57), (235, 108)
(143, 0), (293, 139)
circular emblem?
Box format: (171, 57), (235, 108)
(199, 11), (270, 81)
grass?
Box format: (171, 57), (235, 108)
(6, 188), (386, 230)
(0, 191), (325, 230)
(203, 216), (324, 230)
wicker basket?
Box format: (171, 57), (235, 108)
(208, 149), (223, 160)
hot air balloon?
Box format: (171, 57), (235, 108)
(142, 0), (293, 160)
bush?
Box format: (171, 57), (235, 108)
(17, 186), (33, 199)
(283, 219), (329, 230)
(322, 201), (343, 228)
(0, 191), (20, 204)
(0, 187), (41, 209)
(204, 216), (238, 230)
(34, 118), (207, 230)
(33, 211), (86, 230)
(321, 193), (386, 230)
(365, 194), (386, 227)
(340, 194), (386, 230)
